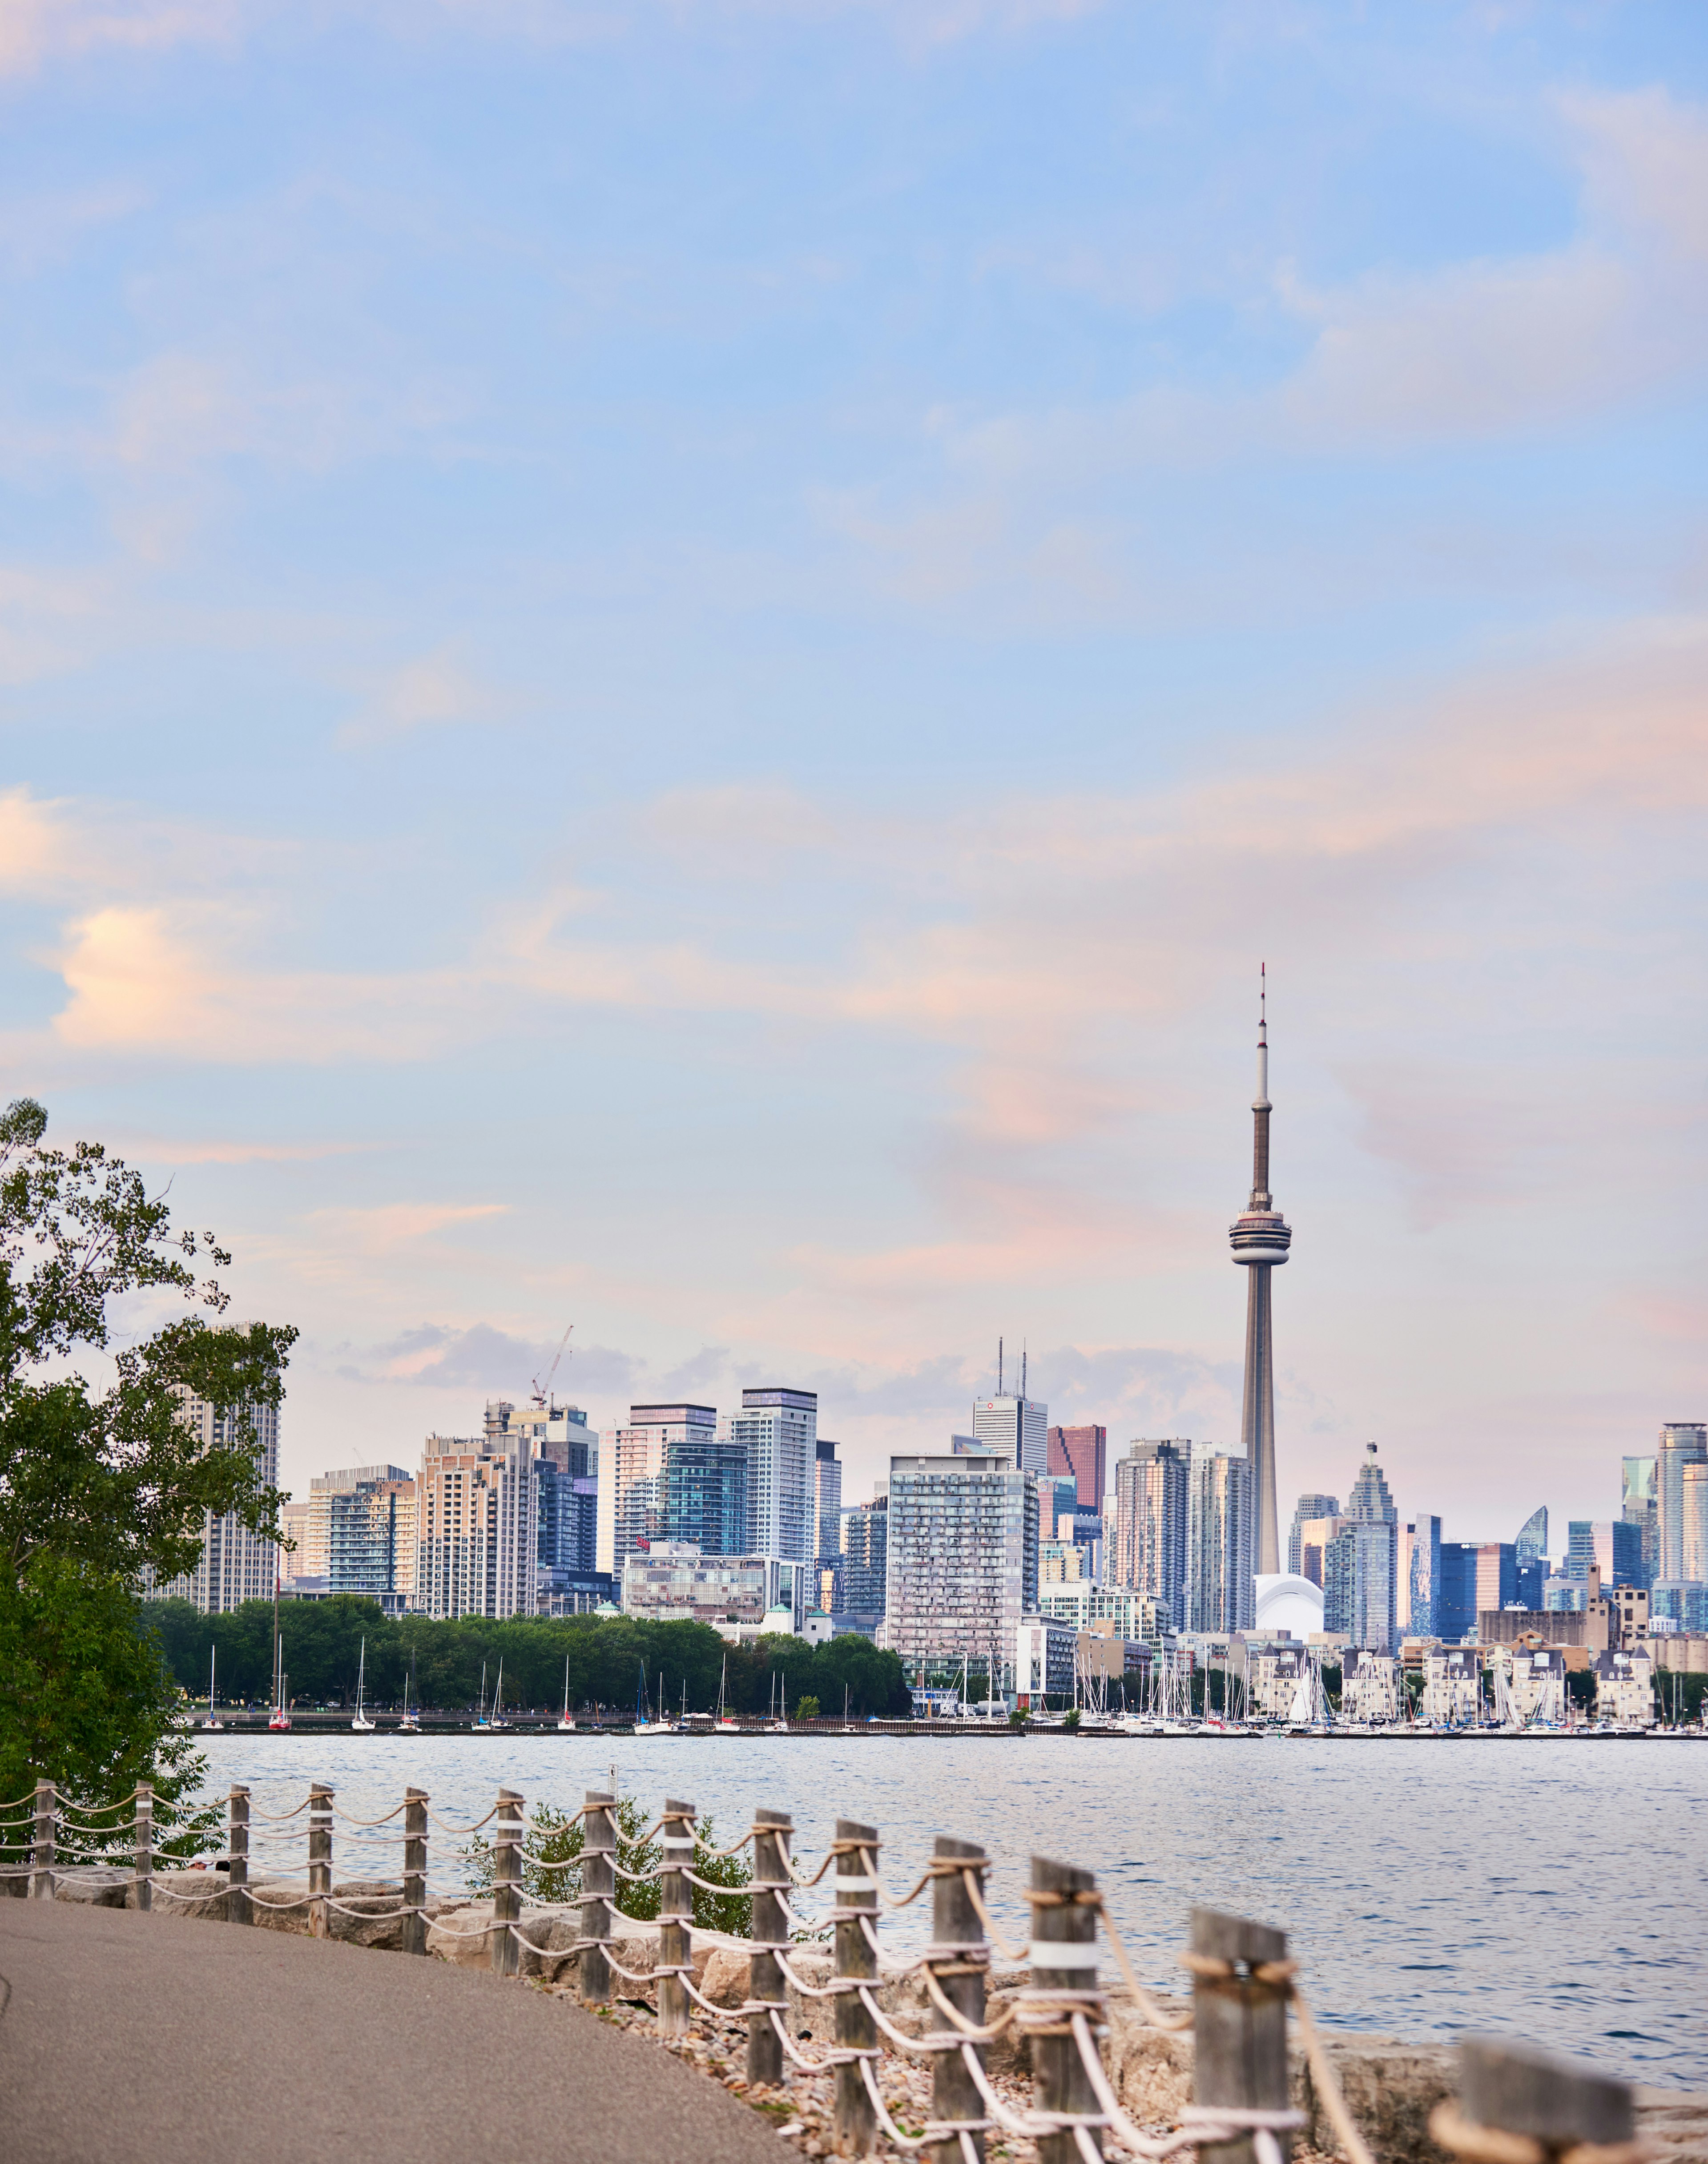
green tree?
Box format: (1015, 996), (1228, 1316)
(0, 1099), (296, 1817)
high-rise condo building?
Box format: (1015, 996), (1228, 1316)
(1186, 1445), (1253, 1633)
(1680, 1463), (1708, 1585)
(1287, 1493), (1340, 1577)
(279, 1497), (313, 1584)
(1229, 971), (1291, 1578)
(145, 1374), (282, 1614)
(729, 1387), (818, 1563)
(1656, 1424), (1708, 1581)
(1047, 1424), (1107, 1511)
(1515, 1505), (1548, 1565)
(1112, 1440), (1189, 1628)
(516, 1399), (601, 1591)
(1621, 1456), (1658, 1590)
(310, 1465), (417, 1607)
(1437, 1540), (1516, 1642)
(884, 1450), (1038, 1671)
(596, 1404), (717, 1574)
(1295, 1508), (1347, 1590)
(815, 1439), (843, 1562)
(1323, 1444), (1398, 1652)
(838, 1496), (888, 1617)
(972, 1388), (1048, 1475)
(1036, 1472), (1079, 1548)
(417, 1423), (538, 1620)
(664, 1433), (748, 1556)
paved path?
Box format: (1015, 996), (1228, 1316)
(0, 1898), (784, 2164)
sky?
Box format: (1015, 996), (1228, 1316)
(2, 0), (1705, 1548)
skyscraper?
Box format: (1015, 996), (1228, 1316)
(815, 1439), (843, 1562)
(596, 1404), (717, 1573)
(1112, 1440), (1189, 1628)
(417, 1424), (538, 1620)
(145, 1376), (282, 1614)
(1047, 1425), (1107, 1512)
(1622, 1456), (1658, 1590)
(1405, 1515), (1442, 1637)
(310, 1465), (417, 1606)
(664, 1433), (749, 1555)
(885, 1450), (1038, 1670)
(730, 1387), (818, 1562)
(1186, 1445), (1253, 1633)
(972, 1369), (1048, 1474)
(1288, 1493), (1340, 1577)
(1325, 1443), (1398, 1652)
(1229, 971), (1291, 1576)
(1656, 1424), (1707, 1581)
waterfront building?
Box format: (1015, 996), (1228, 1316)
(1403, 1516), (1442, 1637)
(1047, 1424), (1107, 1511)
(972, 1385), (1048, 1475)
(1607, 1584), (1649, 1649)
(1229, 971), (1292, 1577)
(1015, 1616), (1078, 1706)
(1422, 1646), (1480, 1726)
(145, 1377), (282, 1613)
(417, 1423), (537, 1620)
(596, 1403), (716, 1575)
(729, 1387), (818, 1562)
(838, 1496), (888, 1618)
(1481, 1599), (1609, 1652)
(1037, 1581), (1170, 1648)
(619, 1541), (805, 1633)
(1340, 1647), (1401, 1723)
(885, 1449), (1038, 1672)
(309, 1465), (416, 1608)
(1591, 1648), (1655, 1726)
(1112, 1440), (1189, 1627)
(1497, 1646), (1567, 1726)
(1242, 1643), (1307, 1721)
(1186, 1445), (1253, 1634)
(1287, 1493), (1339, 1578)
(1656, 1424), (1708, 1582)
(664, 1432), (748, 1555)
(1622, 1456), (1659, 1589)
(815, 1439), (842, 1562)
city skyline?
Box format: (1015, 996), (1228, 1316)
(0, 9), (1702, 1533)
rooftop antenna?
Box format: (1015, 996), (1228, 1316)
(997, 1335), (1004, 1396)
(1021, 1341), (1028, 1398)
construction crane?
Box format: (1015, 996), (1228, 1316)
(532, 1322), (573, 1409)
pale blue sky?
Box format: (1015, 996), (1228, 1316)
(3, 1), (1704, 1544)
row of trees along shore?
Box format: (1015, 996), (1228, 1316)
(149, 1596), (914, 1717)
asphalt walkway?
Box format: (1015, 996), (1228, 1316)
(0, 1897), (784, 2164)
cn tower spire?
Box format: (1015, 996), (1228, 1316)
(1230, 965), (1291, 1581)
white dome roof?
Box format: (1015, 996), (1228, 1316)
(1254, 1572), (1325, 1640)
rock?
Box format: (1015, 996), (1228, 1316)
(134, 1869), (231, 1920)
(51, 1867), (133, 1908)
(1295, 2036), (1455, 2164)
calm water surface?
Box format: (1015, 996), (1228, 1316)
(194, 1734), (1707, 2086)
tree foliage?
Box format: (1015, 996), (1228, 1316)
(464, 1797), (755, 1937)
(146, 1596), (914, 1717)
(0, 1098), (297, 1802)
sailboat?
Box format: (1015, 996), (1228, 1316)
(769, 1668), (790, 1735)
(557, 1656), (576, 1731)
(488, 1658), (509, 1732)
(399, 1657), (419, 1733)
(473, 1660), (491, 1732)
(716, 1653), (739, 1733)
(632, 1661), (673, 1736)
(351, 1637), (375, 1732)
(840, 1682), (858, 1733)
(201, 1644), (223, 1730)
(268, 1632), (291, 1731)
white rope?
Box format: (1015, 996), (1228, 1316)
(330, 1801), (408, 1827)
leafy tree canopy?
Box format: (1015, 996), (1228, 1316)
(0, 1097), (298, 1586)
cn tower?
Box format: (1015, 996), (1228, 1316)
(1229, 966), (1291, 1576)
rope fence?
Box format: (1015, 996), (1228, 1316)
(3, 1773), (1647, 2164)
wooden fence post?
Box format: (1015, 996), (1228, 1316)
(134, 1783), (153, 1912)
(228, 1785), (250, 1925)
(747, 1807), (792, 2088)
(930, 1837), (988, 2164)
(659, 1796), (696, 2036)
(1032, 1855), (1101, 2164)
(401, 1787), (428, 1956)
(579, 1788), (615, 2004)
(308, 1783), (333, 1939)
(833, 1816), (879, 2157)
(1453, 2039), (1634, 2156)
(1190, 1907), (1290, 2164)
(30, 1780), (55, 1900)
(491, 1788), (523, 1977)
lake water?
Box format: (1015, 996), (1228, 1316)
(192, 1733), (1708, 2087)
